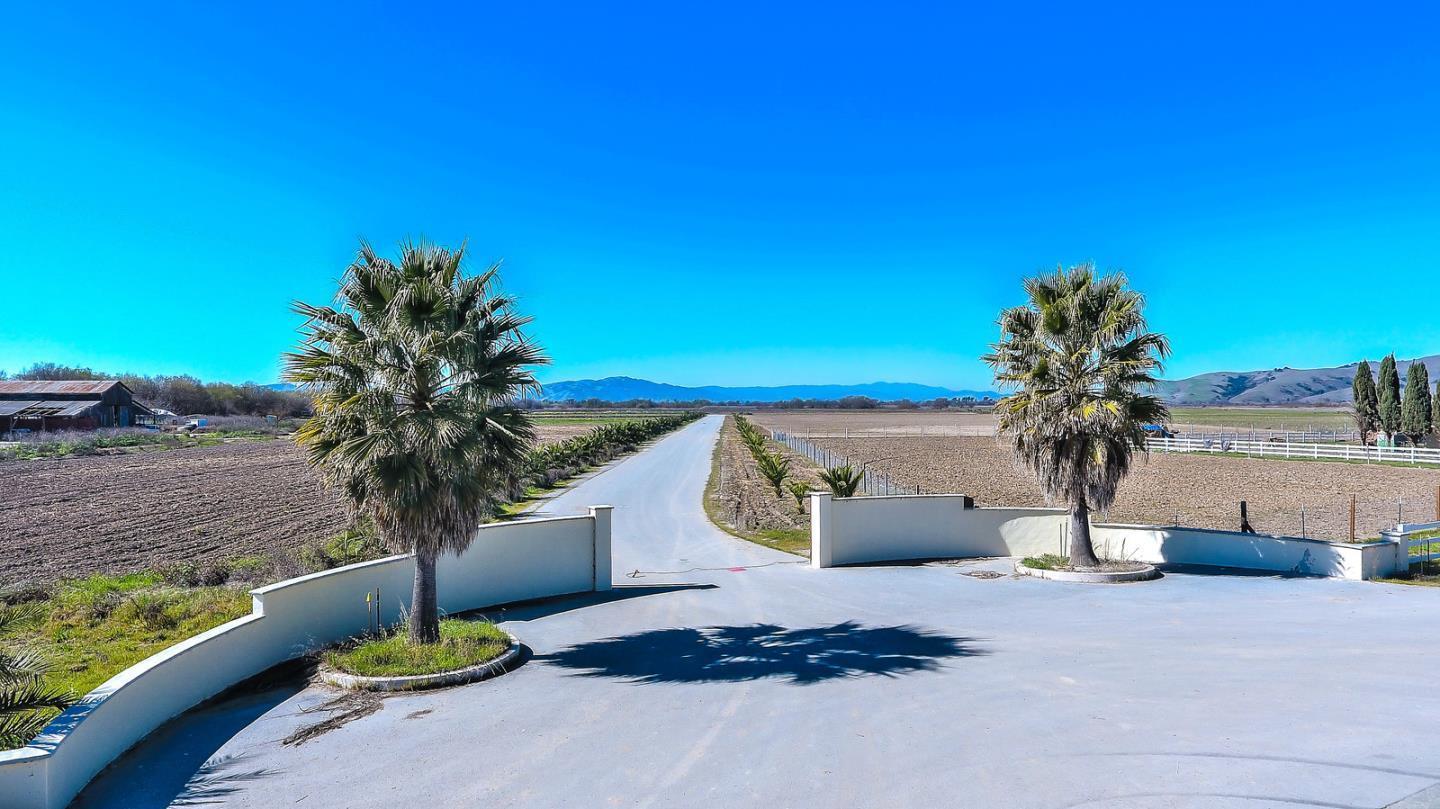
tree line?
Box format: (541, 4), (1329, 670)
(2, 362), (313, 417)
(1351, 356), (1437, 445)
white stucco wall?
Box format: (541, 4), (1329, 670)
(0, 507), (612, 809)
(810, 493), (1399, 580)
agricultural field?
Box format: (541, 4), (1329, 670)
(745, 406), (1354, 437)
(0, 422), (613, 587)
(1167, 406), (1353, 433)
(528, 412), (677, 443)
(745, 409), (997, 437)
(751, 411), (1440, 543)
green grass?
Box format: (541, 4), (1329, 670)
(1020, 553), (1068, 571)
(752, 528), (811, 554)
(323, 619), (510, 677)
(24, 574), (252, 698)
(1167, 407), (1352, 430)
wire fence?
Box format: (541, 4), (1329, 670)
(769, 429), (916, 496)
(1093, 491), (1440, 543)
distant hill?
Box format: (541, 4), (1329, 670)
(271, 355), (1440, 406)
(536, 377), (996, 403)
(1154, 355), (1440, 405)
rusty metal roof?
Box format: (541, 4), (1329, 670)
(0, 399), (102, 418)
(0, 400), (41, 416)
(0, 380), (125, 396)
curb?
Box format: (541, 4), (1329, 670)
(1014, 561), (1160, 584)
(320, 630), (523, 692)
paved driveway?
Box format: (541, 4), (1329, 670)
(76, 416), (1440, 808)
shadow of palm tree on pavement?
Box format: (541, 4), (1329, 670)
(538, 621), (984, 685)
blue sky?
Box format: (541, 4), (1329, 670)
(2, 3), (1437, 389)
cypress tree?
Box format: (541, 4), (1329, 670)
(1378, 354), (1402, 442)
(1433, 381), (1440, 437)
(1352, 360), (1378, 444)
(1401, 362), (1433, 444)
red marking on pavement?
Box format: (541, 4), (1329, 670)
(727, 567), (747, 572)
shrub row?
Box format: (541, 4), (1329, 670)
(734, 415), (863, 504)
(517, 413), (702, 496)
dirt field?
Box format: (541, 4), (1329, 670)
(0, 441), (347, 586)
(0, 425), (604, 587)
(800, 435), (1440, 542)
(750, 407), (1356, 437)
(749, 410), (998, 437)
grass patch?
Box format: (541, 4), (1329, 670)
(23, 575), (252, 698)
(1168, 407), (1351, 430)
(0, 429), (199, 460)
(323, 619), (510, 677)
(1020, 554), (1068, 571)
(752, 528), (811, 554)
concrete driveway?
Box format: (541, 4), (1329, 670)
(75, 416), (1440, 808)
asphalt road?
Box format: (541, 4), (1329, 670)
(75, 416), (1440, 808)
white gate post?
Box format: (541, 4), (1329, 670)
(589, 505), (613, 591)
(810, 492), (834, 568)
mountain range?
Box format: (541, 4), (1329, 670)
(535, 377), (995, 403)
(272, 354), (1440, 406)
(539, 355), (1440, 405)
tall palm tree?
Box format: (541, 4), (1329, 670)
(983, 263), (1169, 567)
(0, 603), (72, 747)
(285, 240), (547, 644)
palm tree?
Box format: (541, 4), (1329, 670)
(817, 464), (864, 497)
(754, 451), (791, 497)
(0, 603), (72, 747)
(983, 263), (1169, 567)
(285, 240), (547, 644)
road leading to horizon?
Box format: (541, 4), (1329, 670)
(77, 416), (1440, 808)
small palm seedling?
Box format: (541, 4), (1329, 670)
(786, 479), (810, 513)
(754, 451), (791, 497)
(818, 464), (864, 497)
(0, 603), (72, 747)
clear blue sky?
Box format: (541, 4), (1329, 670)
(2, 3), (1437, 389)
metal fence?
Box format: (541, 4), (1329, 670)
(1382, 520), (1440, 566)
(1147, 436), (1440, 466)
(769, 429), (915, 496)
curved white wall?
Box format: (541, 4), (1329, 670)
(0, 507), (613, 809)
(809, 493), (1401, 580)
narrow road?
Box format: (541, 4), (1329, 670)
(77, 416), (1440, 808)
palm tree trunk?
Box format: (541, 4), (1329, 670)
(409, 552), (440, 644)
(1068, 499), (1100, 567)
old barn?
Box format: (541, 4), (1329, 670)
(0, 380), (155, 432)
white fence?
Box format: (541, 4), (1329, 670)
(0, 507), (613, 809)
(1147, 436), (1440, 466)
